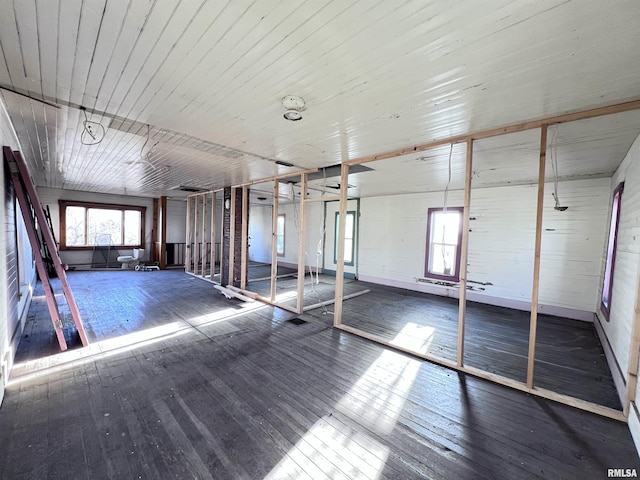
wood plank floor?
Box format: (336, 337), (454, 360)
(335, 282), (621, 409)
(249, 274), (368, 312)
(0, 270), (638, 479)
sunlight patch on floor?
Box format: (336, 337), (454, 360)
(8, 302), (270, 387)
(265, 323), (432, 478)
(264, 417), (389, 480)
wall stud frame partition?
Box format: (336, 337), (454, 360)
(332, 99), (640, 422)
(185, 190), (221, 282)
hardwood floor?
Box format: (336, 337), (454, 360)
(0, 270), (637, 479)
(337, 283), (621, 409)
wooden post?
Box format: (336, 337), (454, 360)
(333, 164), (349, 327)
(185, 196), (192, 273)
(160, 195), (167, 270)
(194, 194), (200, 275)
(241, 186), (249, 290)
(229, 188), (236, 286)
(211, 192), (217, 276)
(527, 125), (548, 388)
(201, 194), (207, 276)
(152, 198), (159, 264)
(457, 140), (473, 367)
(624, 261), (640, 416)
(271, 181), (279, 301)
(296, 174), (308, 313)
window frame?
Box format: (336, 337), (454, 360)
(59, 200), (146, 250)
(601, 182), (624, 321)
(334, 210), (356, 267)
(276, 213), (285, 256)
(424, 206), (464, 282)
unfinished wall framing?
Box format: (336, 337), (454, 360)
(185, 190), (222, 282)
(331, 99), (640, 423)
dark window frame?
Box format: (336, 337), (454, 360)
(59, 200), (146, 250)
(425, 207), (464, 282)
(601, 182), (624, 321)
(334, 210), (356, 266)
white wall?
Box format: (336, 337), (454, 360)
(358, 177), (610, 319)
(0, 98), (37, 405)
(166, 199), (187, 244)
(248, 200), (325, 269)
(249, 203), (273, 263)
(595, 133), (640, 450)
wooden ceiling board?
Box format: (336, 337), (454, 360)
(1, 0), (639, 198)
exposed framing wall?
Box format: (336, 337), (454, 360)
(331, 99), (640, 424)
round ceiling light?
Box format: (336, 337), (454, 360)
(282, 95), (305, 121)
(283, 109), (303, 121)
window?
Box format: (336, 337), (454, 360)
(425, 207), (463, 281)
(276, 214), (285, 256)
(601, 182), (624, 321)
(59, 200), (145, 249)
(334, 211), (356, 266)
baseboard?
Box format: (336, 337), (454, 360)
(594, 314), (627, 406)
(357, 274), (595, 322)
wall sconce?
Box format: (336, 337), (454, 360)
(224, 198), (230, 210)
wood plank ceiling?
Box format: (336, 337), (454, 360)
(0, 0), (639, 198)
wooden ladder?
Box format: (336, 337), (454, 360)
(3, 146), (89, 351)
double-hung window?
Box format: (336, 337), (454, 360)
(425, 207), (463, 281)
(601, 182), (624, 321)
(334, 211), (356, 266)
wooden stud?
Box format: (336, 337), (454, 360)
(624, 261), (640, 416)
(225, 284), (259, 300)
(185, 195), (192, 273)
(160, 195), (167, 270)
(235, 168), (319, 187)
(194, 194), (200, 275)
(152, 198), (159, 264)
(335, 324), (626, 422)
(211, 192), (216, 278)
(344, 99), (640, 167)
(254, 295), (300, 314)
(200, 194), (206, 276)
(333, 164), (349, 327)
(241, 186), (249, 290)
(303, 289), (370, 312)
(457, 139), (473, 367)
(214, 284), (254, 303)
(527, 125), (548, 388)
(270, 181), (279, 302)
(296, 174), (308, 313)
(229, 188), (236, 286)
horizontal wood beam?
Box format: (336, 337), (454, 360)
(234, 168), (319, 188)
(303, 289), (371, 312)
(344, 98), (640, 166)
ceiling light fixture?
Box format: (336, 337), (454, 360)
(283, 110), (303, 121)
(282, 95), (305, 121)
